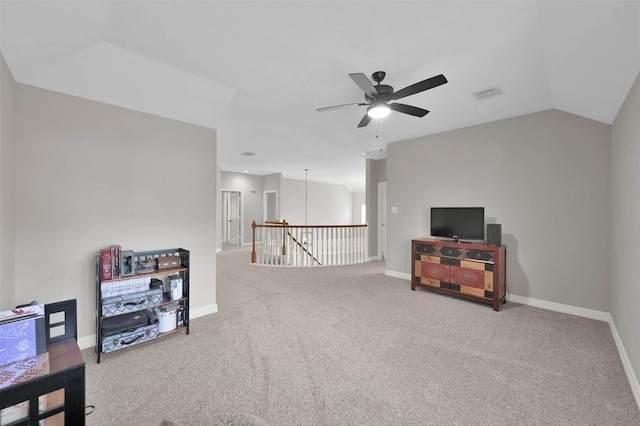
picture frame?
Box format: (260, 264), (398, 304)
(120, 250), (137, 277)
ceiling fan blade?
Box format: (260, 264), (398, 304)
(349, 73), (378, 99)
(316, 102), (367, 112)
(357, 113), (373, 128)
(390, 74), (448, 101)
(389, 103), (429, 117)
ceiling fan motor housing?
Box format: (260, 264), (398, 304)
(375, 84), (394, 98)
(365, 84), (394, 103)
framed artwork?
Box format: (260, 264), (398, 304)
(120, 250), (137, 277)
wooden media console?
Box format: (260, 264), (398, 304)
(411, 238), (506, 311)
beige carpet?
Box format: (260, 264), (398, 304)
(83, 243), (640, 425)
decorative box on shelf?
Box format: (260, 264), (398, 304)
(157, 255), (181, 270)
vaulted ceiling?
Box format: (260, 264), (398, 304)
(1, 1), (638, 191)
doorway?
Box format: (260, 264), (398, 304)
(222, 191), (241, 245)
(263, 190), (278, 222)
(378, 182), (387, 260)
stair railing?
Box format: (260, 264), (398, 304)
(252, 221), (367, 266)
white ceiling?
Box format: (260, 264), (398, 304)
(1, 1), (639, 191)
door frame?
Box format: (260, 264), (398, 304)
(263, 190), (278, 222)
(378, 182), (387, 260)
(221, 189), (243, 245)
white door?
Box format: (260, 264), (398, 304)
(222, 192), (229, 242)
(229, 192), (241, 245)
(378, 182), (387, 260)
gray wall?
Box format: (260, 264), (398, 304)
(219, 172), (353, 245)
(220, 171), (264, 245)
(263, 173), (282, 220)
(611, 72), (640, 381)
(281, 177), (352, 225)
(216, 165), (222, 251)
(14, 84), (218, 342)
(387, 109), (611, 312)
(366, 159), (386, 258)
(352, 191), (365, 225)
(0, 54), (16, 310)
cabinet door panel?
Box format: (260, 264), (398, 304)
(415, 244), (437, 255)
(465, 249), (494, 262)
(438, 246), (462, 258)
(421, 262), (450, 281)
(460, 286), (486, 297)
(460, 260), (485, 270)
(450, 266), (484, 289)
(484, 270), (494, 292)
(420, 277), (440, 286)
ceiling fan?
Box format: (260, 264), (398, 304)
(317, 71), (448, 128)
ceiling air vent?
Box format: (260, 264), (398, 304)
(473, 86), (502, 101)
(241, 152), (255, 156)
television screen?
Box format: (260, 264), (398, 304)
(430, 207), (485, 240)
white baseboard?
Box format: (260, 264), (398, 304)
(607, 314), (640, 409)
(386, 269), (640, 410)
(78, 334), (96, 350)
(190, 303), (218, 318)
(385, 270), (411, 280)
(506, 295), (640, 407)
(507, 294), (611, 322)
(78, 303), (219, 350)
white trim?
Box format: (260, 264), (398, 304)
(609, 314), (640, 409)
(78, 334), (96, 350)
(221, 188), (243, 246)
(77, 303), (218, 350)
(190, 303), (218, 318)
(263, 189), (278, 222)
(378, 182), (387, 260)
(385, 269), (411, 280)
(506, 296), (640, 407)
(507, 294), (611, 322)
(387, 270), (640, 410)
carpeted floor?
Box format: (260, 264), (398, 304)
(83, 243), (640, 425)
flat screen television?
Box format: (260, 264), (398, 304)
(430, 207), (485, 241)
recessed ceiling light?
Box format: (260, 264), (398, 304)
(241, 152), (255, 156)
(243, 170), (249, 173)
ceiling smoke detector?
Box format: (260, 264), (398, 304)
(362, 149), (387, 160)
(473, 86), (502, 101)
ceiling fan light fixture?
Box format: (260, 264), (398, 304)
(367, 104), (391, 119)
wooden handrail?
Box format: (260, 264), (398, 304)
(255, 223), (365, 229)
(251, 221), (367, 266)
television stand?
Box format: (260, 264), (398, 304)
(411, 238), (506, 311)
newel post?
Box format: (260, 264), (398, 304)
(251, 221), (257, 263)
(282, 220), (288, 256)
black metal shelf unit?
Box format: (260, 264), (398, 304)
(95, 248), (190, 363)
